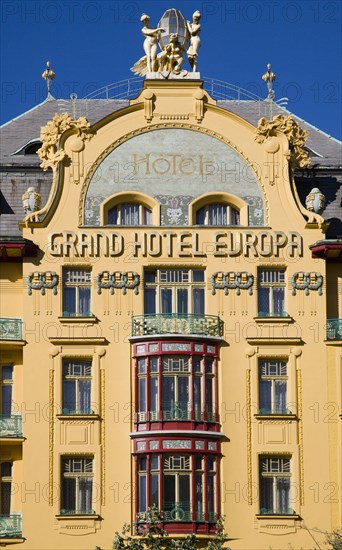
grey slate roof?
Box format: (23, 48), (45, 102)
(1, 94), (341, 238)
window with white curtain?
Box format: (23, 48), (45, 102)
(259, 457), (292, 515)
(108, 203), (152, 225)
(258, 359), (288, 414)
(196, 203), (240, 226)
(61, 457), (94, 515)
(62, 360), (92, 415)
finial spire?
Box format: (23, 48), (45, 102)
(262, 63), (276, 101)
(42, 61), (56, 99)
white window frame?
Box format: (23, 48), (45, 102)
(258, 359), (288, 415)
(61, 457), (94, 515)
(62, 268), (92, 317)
(259, 456), (292, 515)
(108, 203), (152, 225)
(195, 203), (240, 226)
(62, 359), (92, 415)
(258, 268), (286, 317)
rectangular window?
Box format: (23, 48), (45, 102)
(259, 359), (288, 414)
(258, 269), (286, 317)
(62, 360), (92, 415)
(1, 366), (13, 416)
(259, 457), (292, 515)
(63, 268), (91, 317)
(144, 269), (205, 315)
(61, 457), (94, 515)
(0, 462), (12, 515)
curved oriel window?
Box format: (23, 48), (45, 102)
(133, 341), (218, 429)
(136, 452), (219, 525)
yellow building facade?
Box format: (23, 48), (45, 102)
(0, 60), (341, 549)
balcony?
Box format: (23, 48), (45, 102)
(132, 314), (223, 338)
(326, 318), (342, 341)
(0, 318), (22, 341)
(0, 415), (23, 438)
(0, 513), (22, 538)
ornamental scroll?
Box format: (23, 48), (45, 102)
(255, 114), (310, 169)
(211, 272), (254, 296)
(291, 272), (323, 296)
(97, 271), (140, 295)
(27, 271), (59, 295)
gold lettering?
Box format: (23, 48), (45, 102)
(178, 232), (192, 257)
(48, 233), (62, 256)
(213, 232), (227, 257)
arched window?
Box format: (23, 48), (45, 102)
(190, 193), (248, 226)
(101, 192), (159, 226)
(108, 202), (152, 225)
(196, 203), (240, 225)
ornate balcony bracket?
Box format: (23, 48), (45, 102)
(27, 271), (59, 295)
(211, 271), (254, 296)
(291, 272), (323, 296)
(97, 271), (140, 295)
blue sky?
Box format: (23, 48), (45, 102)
(1, 0), (341, 139)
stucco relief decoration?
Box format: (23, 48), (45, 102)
(97, 271), (140, 295)
(131, 9), (201, 78)
(255, 115), (310, 169)
(291, 272), (323, 296)
(27, 271), (59, 295)
(37, 113), (91, 173)
(211, 272), (254, 296)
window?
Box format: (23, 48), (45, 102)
(62, 268), (91, 317)
(134, 344), (217, 424)
(61, 457), (94, 515)
(259, 360), (288, 414)
(0, 462), (12, 515)
(62, 360), (92, 414)
(259, 457), (293, 515)
(108, 203), (152, 225)
(258, 269), (286, 317)
(144, 269), (205, 315)
(136, 453), (218, 523)
(196, 203), (240, 225)
(1, 366), (13, 416)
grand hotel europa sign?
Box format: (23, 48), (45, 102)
(47, 230), (303, 258)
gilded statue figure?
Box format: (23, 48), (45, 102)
(187, 11), (201, 71)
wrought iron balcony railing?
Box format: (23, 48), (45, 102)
(0, 415), (22, 438)
(0, 319), (22, 341)
(0, 513), (22, 538)
(163, 501), (191, 522)
(326, 318), (342, 341)
(132, 314), (223, 338)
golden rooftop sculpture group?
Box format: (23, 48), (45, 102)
(131, 8), (201, 78)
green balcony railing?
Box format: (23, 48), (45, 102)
(132, 314), (223, 338)
(0, 514), (22, 538)
(163, 501), (191, 522)
(0, 319), (22, 341)
(326, 318), (342, 341)
(162, 401), (191, 421)
(0, 415), (22, 438)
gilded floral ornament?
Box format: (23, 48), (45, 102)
(255, 114), (310, 169)
(37, 113), (91, 173)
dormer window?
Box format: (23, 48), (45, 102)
(196, 203), (240, 225)
(108, 203), (152, 225)
(101, 192), (159, 226)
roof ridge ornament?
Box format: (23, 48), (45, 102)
(262, 63), (276, 101)
(131, 8), (201, 79)
(42, 61), (56, 100)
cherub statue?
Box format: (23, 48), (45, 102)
(140, 14), (165, 73)
(187, 10), (201, 71)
